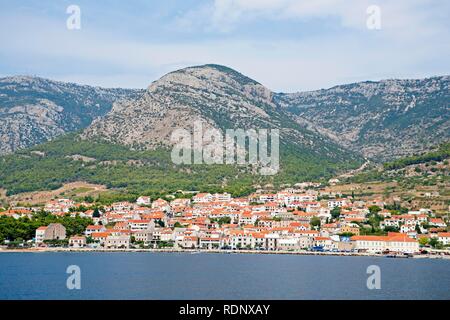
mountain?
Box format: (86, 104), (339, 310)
(275, 76), (450, 161)
(82, 64), (350, 161)
(2, 69), (448, 161)
(82, 64), (360, 171)
(0, 76), (142, 155)
(0, 65), (448, 198)
(0, 65), (362, 197)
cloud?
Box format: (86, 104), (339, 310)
(0, 1), (449, 91)
(179, 0), (450, 39)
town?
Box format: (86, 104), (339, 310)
(1, 182), (449, 257)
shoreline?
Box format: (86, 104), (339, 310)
(1, 247), (449, 259)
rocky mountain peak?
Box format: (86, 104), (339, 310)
(148, 64), (272, 105)
(82, 64), (281, 150)
(0, 76), (141, 155)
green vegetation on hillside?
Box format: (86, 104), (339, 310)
(383, 142), (450, 170)
(0, 211), (93, 243)
(348, 141), (450, 185)
(0, 133), (361, 199)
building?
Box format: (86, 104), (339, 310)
(85, 225), (106, 236)
(136, 196), (151, 206)
(429, 218), (447, 228)
(129, 220), (155, 232)
(133, 230), (154, 245)
(91, 232), (109, 245)
(314, 237), (336, 251)
(192, 193), (213, 203)
(351, 233), (419, 253)
(340, 224), (360, 236)
(179, 236), (198, 249)
(105, 235), (130, 248)
(212, 193), (231, 202)
(327, 198), (348, 209)
(437, 232), (450, 246)
(69, 236), (87, 248)
(277, 238), (301, 251)
(35, 223), (66, 245)
(199, 237), (222, 249)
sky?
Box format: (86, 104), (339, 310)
(0, 0), (449, 92)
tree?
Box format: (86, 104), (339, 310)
(217, 217), (231, 225)
(339, 232), (354, 237)
(331, 207), (341, 219)
(415, 224), (422, 234)
(429, 237), (442, 249)
(310, 217), (321, 229)
(418, 237), (429, 247)
(174, 222), (183, 228)
(84, 195), (94, 203)
(93, 208), (101, 218)
(368, 205), (381, 215)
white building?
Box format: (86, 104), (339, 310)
(105, 235), (130, 248)
(437, 232), (450, 246)
(352, 234), (419, 253)
(327, 199), (348, 209)
(136, 196), (151, 206)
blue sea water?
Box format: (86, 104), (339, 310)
(0, 252), (448, 300)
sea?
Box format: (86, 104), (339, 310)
(0, 252), (449, 300)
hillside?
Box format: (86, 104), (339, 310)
(82, 64), (353, 164)
(275, 76), (450, 161)
(1, 65), (448, 199)
(348, 142), (450, 188)
(0, 132), (360, 198)
(0, 76), (142, 154)
(2, 68), (448, 161)
(0, 65), (364, 198)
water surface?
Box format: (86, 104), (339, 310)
(0, 252), (448, 299)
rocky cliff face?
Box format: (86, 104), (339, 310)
(2, 68), (448, 162)
(82, 64), (350, 162)
(275, 76), (450, 160)
(0, 76), (142, 154)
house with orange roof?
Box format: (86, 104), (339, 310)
(314, 236), (336, 251)
(192, 193), (213, 203)
(129, 219), (155, 232)
(69, 235), (86, 248)
(91, 232), (110, 245)
(113, 222), (129, 230)
(429, 218), (447, 228)
(289, 222), (310, 231)
(110, 201), (135, 212)
(437, 232), (450, 246)
(321, 223), (340, 235)
(151, 198), (170, 211)
(351, 233), (418, 253)
(379, 209), (392, 218)
(199, 237), (222, 249)
(400, 224), (416, 234)
(85, 225), (106, 236)
(239, 212), (257, 225)
(179, 236), (198, 249)
(170, 198), (191, 208)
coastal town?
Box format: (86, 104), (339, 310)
(1, 181), (449, 257)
